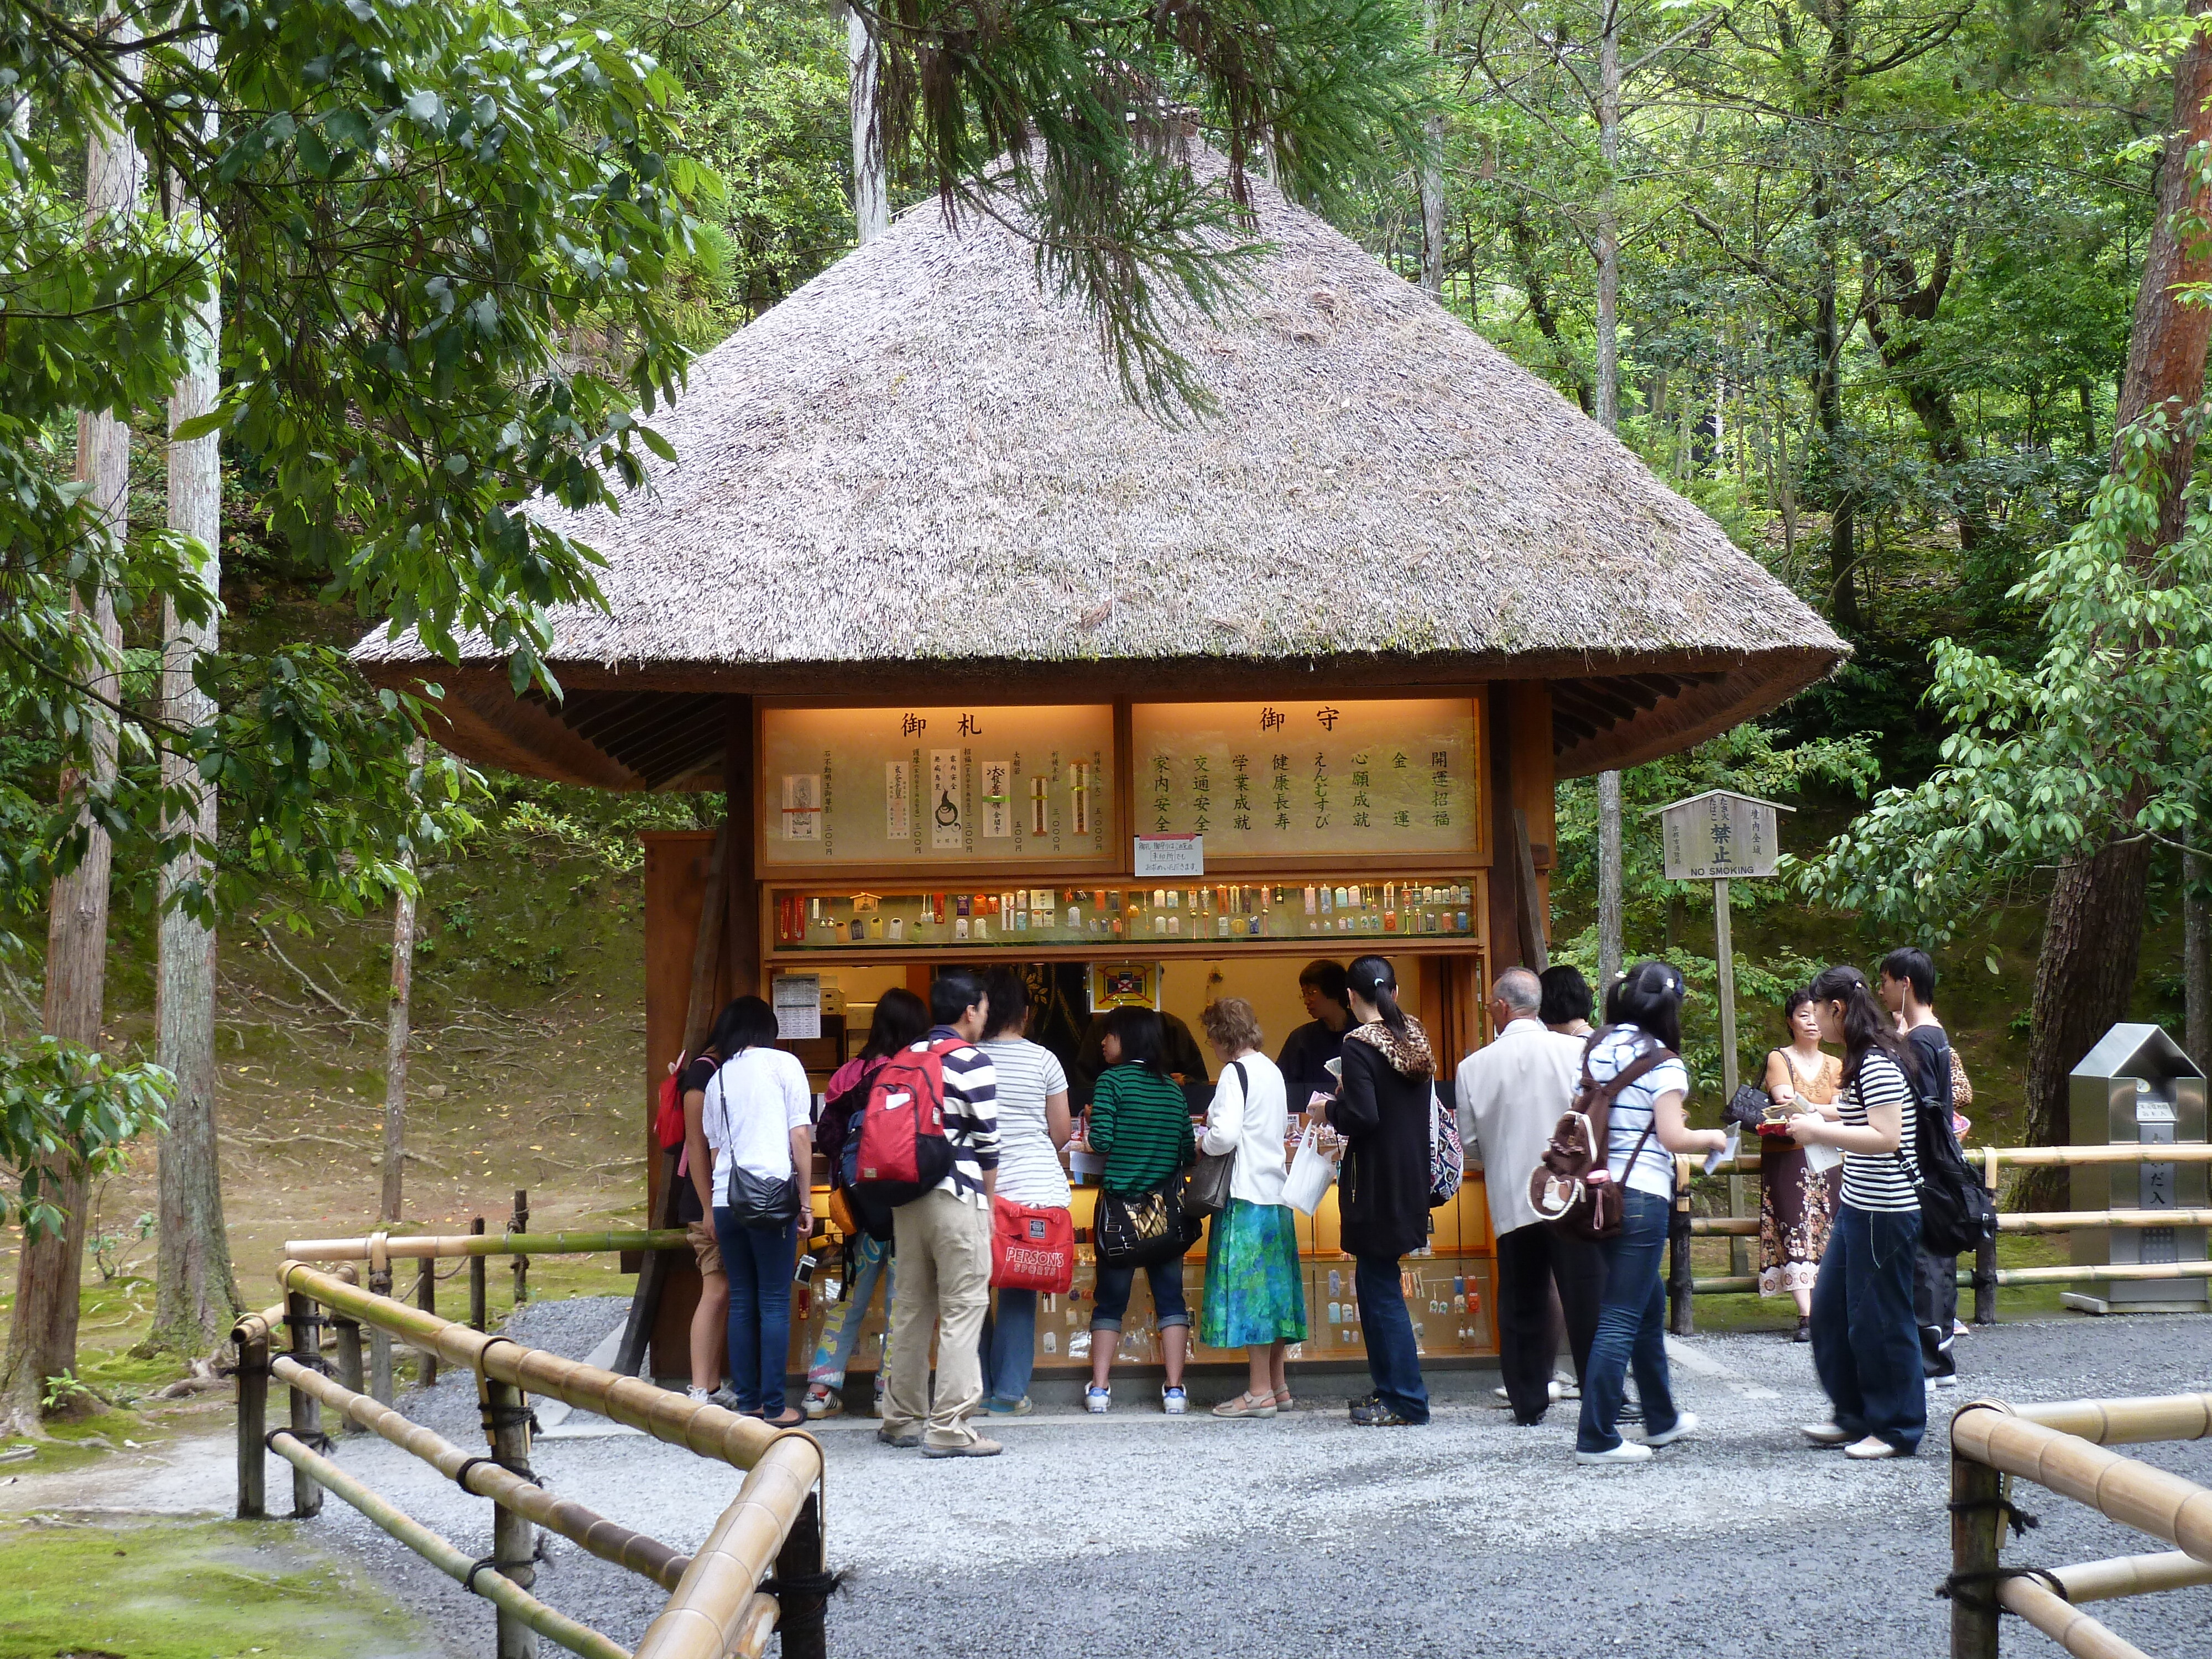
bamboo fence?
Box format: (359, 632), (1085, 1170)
(1665, 1144), (2212, 1333)
(233, 1259), (827, 1659)
(1950, 1393), (2212, 1659)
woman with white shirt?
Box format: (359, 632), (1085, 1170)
(704, 994), (814, 1428)
(977, 968), (1073, 1417)
(1197, 997), (1307, 1418)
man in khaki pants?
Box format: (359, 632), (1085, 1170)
(880, 968), (1003, 1457)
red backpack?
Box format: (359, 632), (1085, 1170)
(852, 1036), (964, 1206)
(654, 1050), (717, 1153)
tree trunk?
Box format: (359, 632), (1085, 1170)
(846, 2), (887, 243)
(1416, 0), (1447, 298)
(1597, 768), (1623, 999)
(1594, 0), (1621, 431)
(1, 38), (139, 1429)
(2020, 2), (2212, 1210)
(1504, 200), (1594, 414)
(381, 737), (426, 1224)
(151, 73), (239, 1358)
(2187, 833), (2209, 1068)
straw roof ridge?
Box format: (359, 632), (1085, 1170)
(351, 148), (1844, 680)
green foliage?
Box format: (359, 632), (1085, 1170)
(0, 1037), (170, 1237)
(1798, 410), (2212, 937)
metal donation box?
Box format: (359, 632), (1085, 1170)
(2067, 1023), (2210, 1313)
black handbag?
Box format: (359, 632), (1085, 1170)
(1095, 1181), (1190, 1267)
(1725, 1054), (1780, 1130)
(726, 1165), (801, 1230)
(1183, 1061), (1245, 1219)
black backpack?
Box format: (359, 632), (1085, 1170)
(1903, 1037), (1996, 1257)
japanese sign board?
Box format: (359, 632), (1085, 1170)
(1130, 698), (1479, 859)
(1658, 790), (1789, 881)
(1134, 834), (1204, 877)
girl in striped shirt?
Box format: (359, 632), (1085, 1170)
(1786, 964), (1926, 1460)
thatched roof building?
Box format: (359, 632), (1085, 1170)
(352, 160), (1844, 792)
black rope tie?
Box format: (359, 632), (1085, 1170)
(464, 1555), (540, 1595)
(268, 1428), (333, 1455)
(1948, 1495), (2042, 1533)
(1939, 1567), (2070, 1613)
(760, 1568), (845, 1600)
(453, 1454), (541, 1491)
(284, 1352), (335, 1377)
(479, 1402), (541, 1436)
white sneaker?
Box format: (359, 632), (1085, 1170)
(1931, 1374), (1959, 1391)
(1575, 1441), (1653, 1466)
(1643, 1411), (1698, 1448)
(1845, 1435), (1903, 1460)
(1161, 1385), (1188, 1416)
(1086, 1385), (1110, 1415)
(1799, 1422), (1853, 1446)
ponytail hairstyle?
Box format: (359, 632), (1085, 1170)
(1808, 963), (1906, 1087)
(1347, 955), (1409, 1037)
(1608, 960), (1684, 1052)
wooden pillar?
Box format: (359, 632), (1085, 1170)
(236, 1328), (267, 1520)
(469, 1217), (488, 1332)
(367, 1263), (394, 1407)
(1486, 682), (1556, 971)
(285, 1290), (322, 1519)
(414, 1259), (439, 1387)
(1950, 1422), (2005, 1659)
(773, 1488), (829, 1659)
(726, 695), (759, 999)
(486, 1374), (538, 1659)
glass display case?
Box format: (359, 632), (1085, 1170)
(768, 877), (1483, 953)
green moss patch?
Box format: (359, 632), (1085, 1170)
(0, 1515), (446, 1659)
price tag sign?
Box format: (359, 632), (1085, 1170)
(1133, 834), (1204, 877)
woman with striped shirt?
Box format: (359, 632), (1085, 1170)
(1786, 964), (1926, 1460)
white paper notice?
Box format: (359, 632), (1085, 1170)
(980, 759), (1013, 839)
(1134, 834), (1204, 877)
(772, 974), (822, 1041)
(781, 774), (821, 842)
(884, 760), (911, 841)
(930, 749), (964, 849)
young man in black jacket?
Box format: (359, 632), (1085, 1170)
(1880, 947), (1960, 1389)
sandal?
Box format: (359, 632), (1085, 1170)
(765, 1407), (806, 1429)
(1272, 1387), (1295, 1411)
(1211, 1391), (1279, 1419)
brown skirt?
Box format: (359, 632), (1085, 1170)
(1758, 1139), (1842, 1297)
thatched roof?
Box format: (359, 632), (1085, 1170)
(352, 153), (1845, 788)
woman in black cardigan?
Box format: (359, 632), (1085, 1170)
(1326, 954), (1435, 1426)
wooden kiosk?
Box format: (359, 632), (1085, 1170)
(355, 158), (1844, 1385)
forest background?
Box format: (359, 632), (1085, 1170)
(2, 0), (2204, 1419)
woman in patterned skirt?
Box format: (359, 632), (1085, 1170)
(1197, 997), (1307, 1417)
(1760, 988), (1844, 1342)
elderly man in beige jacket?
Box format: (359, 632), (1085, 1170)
(1456, 967), (1604, 1425)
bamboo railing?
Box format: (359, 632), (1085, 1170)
(233, 1254), (828, 1659)
(1949, 1392), (2212, 1659)
(1663, 1144), (2212, 1335)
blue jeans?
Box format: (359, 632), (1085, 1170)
(714, 1207), (796, 1417)
(1813, 1204), (1927, 1454)
(1354, 1255), (1430, 1423)
(808, 1232), (895, 1387)
(1577, 1188), (1678, 1453)
(1091, 1257), (1190, 1332)
(982, 1288), (1038, 1405)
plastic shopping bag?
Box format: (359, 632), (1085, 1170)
(1284, 1125), (1339, 1217)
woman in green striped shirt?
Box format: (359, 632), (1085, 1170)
(1084, 1006), (1198, 1414)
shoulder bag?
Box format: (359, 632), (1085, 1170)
(1725, 1051), (1778, 1131)
(1183, 1061), (1245, 1219)
(707, 1057), (802, 1230)
(1095, 1181), (1191, 1268)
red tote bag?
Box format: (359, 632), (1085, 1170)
(989, 1195), (1075, 1293)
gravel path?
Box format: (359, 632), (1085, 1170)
(292, 1301), (2212, 1657)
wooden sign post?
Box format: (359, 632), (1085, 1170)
(1653, 790), (1793, 1273)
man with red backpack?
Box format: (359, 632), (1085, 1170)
(873, 969), (1003, 1457)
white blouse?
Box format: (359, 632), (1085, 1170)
(1201, 1051), (1291, 1208)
